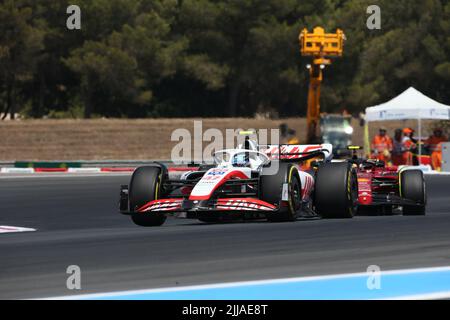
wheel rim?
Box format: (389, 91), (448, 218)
(349, 171), (358, 212)
(291, 177), (302, 213)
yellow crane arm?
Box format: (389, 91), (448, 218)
(299, 27), (345, 143)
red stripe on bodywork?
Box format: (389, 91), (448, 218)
(137, 197), (277, 213)
(137, 199), (183, 212)
(302, 145), (321, 153)
(304, 176), (313, 199)
(301, 176), (309, 198)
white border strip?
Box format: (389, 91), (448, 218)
(42, 266), (450, 300)
(381, 291), (450, 300)
(0, 167), (193, 174)
(0, 168), (35, 173)
(424, 171), (450, 175)
(67, 168), (102, 173)
(0, 173), (131, 179)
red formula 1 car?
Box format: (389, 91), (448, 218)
(347, 146), (427, 216)
(119, 135), (359, 226)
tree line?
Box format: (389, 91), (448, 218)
(0, 0), (449, 119)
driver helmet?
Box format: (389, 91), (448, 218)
(232, 153), (250, 167)
(360, 159), (377, 170)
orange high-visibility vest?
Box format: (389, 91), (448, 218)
(431, 142), (444, 171)
(371, 135), (393, 152)
(402, 138), (416, 165)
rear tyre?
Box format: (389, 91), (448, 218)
(129, 166), (167, 226)
(314, 162), (357, 218)
(400, 170), (426, 216)
(260, 163), (302, 222)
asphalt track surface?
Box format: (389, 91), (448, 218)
(0, 173), (449, 299)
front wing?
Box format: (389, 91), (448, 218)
(358, 193), (421, 206)
(136, 198), (278, 213)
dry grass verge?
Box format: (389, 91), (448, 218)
(0, 118), (430, 161)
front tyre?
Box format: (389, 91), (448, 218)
(260, 163), (302, 222)
(129, 166), (167, 226)
(314, 162), (357, 218)
(400, 170), (426, 216)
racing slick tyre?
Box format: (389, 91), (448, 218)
(314, 162), (358, 218)
(129, 166), (167, 226)
(400, 170), (426, 216)
(260, 163), (302, 222)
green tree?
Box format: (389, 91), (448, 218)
(1, 0), (449, 120)
(64, 1), (186, 118)
(0, 0), (44, 119)
(338, 0), (450, 110)
(176, 0), (325, 116)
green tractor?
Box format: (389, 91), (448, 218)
(320, 114), (354, 159)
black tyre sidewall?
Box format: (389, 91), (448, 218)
(261, 162), (301, 222)
(129, 166), (167, 226)
(400, 170), (426, 215)
(314, 162), (356, 218)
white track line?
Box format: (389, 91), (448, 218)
(42, 266), (450, 300)
(0, 226), (36, 234)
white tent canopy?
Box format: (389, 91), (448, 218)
(365, 87), (450, 158)
(365, 87), (450, 121)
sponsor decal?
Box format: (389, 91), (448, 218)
(207, 169), (228, 176)
(281, 183), (289, 201)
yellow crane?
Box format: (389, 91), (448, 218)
(299, 27), (345, 143)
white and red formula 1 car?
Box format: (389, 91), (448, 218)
(119, 133), (358, 226)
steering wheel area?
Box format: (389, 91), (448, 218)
(360, 158), (385, 170)
(213, 149), (271, 169)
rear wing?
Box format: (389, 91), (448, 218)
(261, 144), (333, 162)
